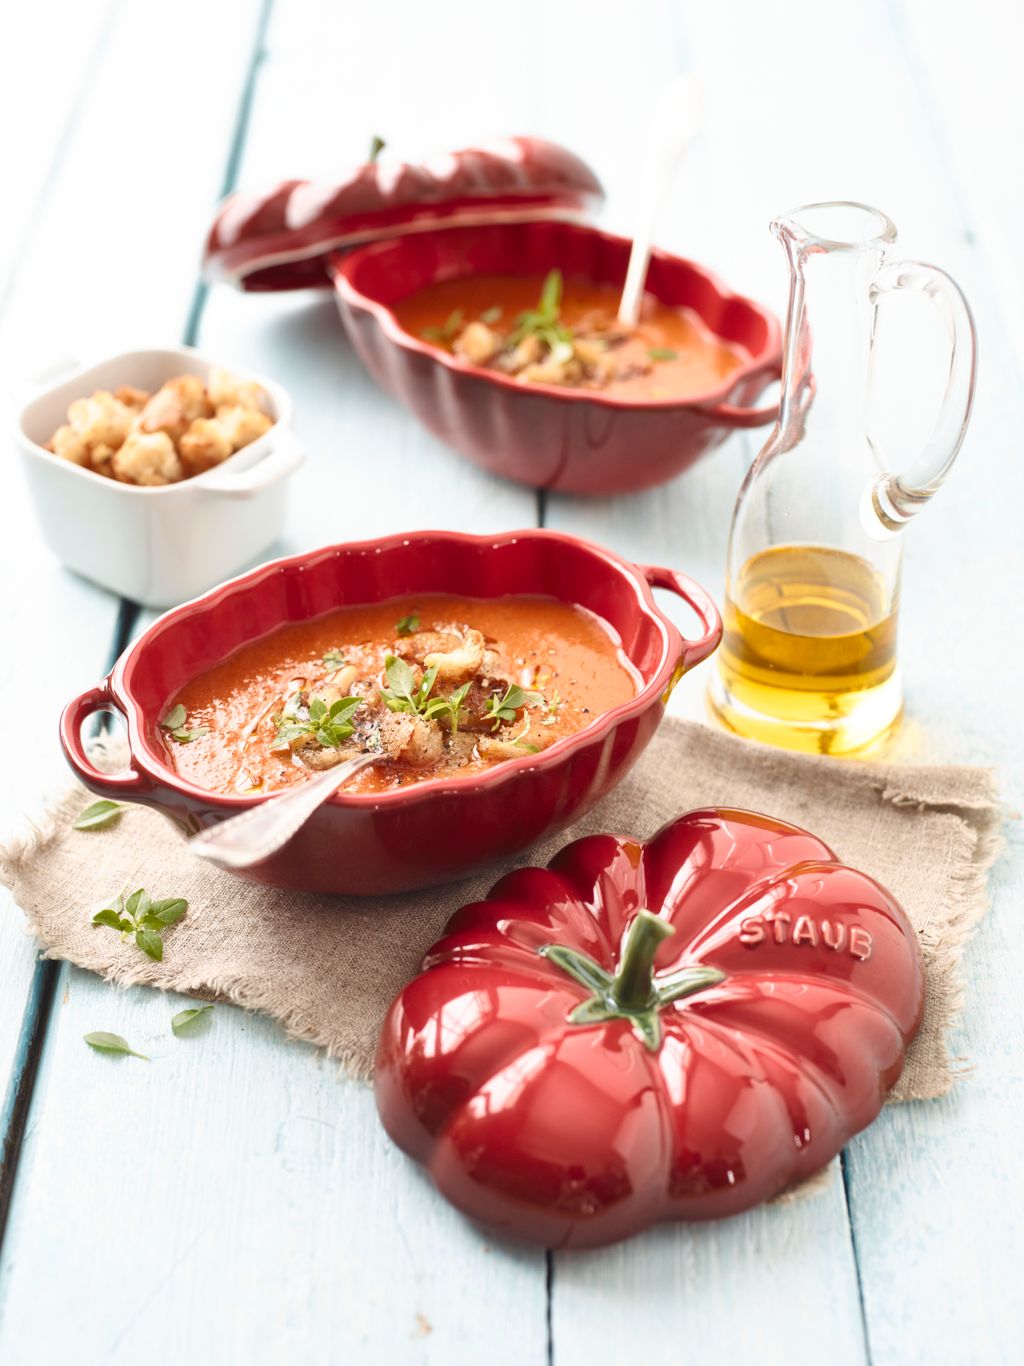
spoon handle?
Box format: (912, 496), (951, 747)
(617, 75), (702, 327)
(188, 752), (377, 870)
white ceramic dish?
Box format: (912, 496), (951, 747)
(17, 346), (304, 608)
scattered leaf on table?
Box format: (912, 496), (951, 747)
(171, 1006), (214, 1036)
(73, 799), (124, 831)
(84, 1031), (148, 1060)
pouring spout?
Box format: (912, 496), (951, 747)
(771, 202), (897, 255)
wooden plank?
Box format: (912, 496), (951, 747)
(0, 0), (132, 1214)
(194, 0), (538, 552)
(0, 3), (547, 1362)
(552, 1173), (867, 1366)
(837, 1), (1024, 1359)
(0, 0), (118, 310)
(0, 972), (547, 1365)
(0, 0), (272, 1337)
(544, 1), (1024, 1361)
(897, 0), (1024, 373)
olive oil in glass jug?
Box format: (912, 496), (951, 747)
(709, 203), (976, 756)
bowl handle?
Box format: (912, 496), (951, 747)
(200, 427), (306, 497)
(59, 683), (149, 799)
(690, 358), (783, 428)
(640, 565), (723, 668)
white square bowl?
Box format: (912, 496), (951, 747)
(17, 345), (305, 608)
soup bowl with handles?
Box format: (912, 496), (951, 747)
(330, 221), (782, 496)
(59, 530), (721, 896)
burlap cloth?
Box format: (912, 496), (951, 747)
(1, 720), (1002, 1099)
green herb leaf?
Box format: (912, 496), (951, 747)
(483, 683), (544, 730)
(150, 898), (187, 925)
(272, 694), (361, 752)
(323, 649), (347, 671)
(423, 680), (472, 737)
(380, 656), (442, 718)
(507, 270), (576, 357)
(480, 306), (503, 325)
(92, 887), (187, 960)
(171, 1005), (213, 1036)
(169, 726), (210, 743)
(516, 742), (541, 753)
(124, 888), (150, 919)
(421, 309), (465, 346)
(135, 928), (163, 961)
(539, 269), (562, 316)
(648, 347), (678, 362)
(368, 133), (386, 162)
(92, 907), (128, 932)
(84, 1031), (148, 1060)
(73, 799), (124, 831)
(160, 703), (208, 744)
(395, 613), (420, 636)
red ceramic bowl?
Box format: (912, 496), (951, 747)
(330, 221), (782, 496)
(59, 530), (721, 896)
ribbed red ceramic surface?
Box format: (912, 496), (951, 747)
(331, 220), (782, 494)
(203, 138), (604, 291)
(60, 530), (721, 895)
(376, 808), (924, 1246)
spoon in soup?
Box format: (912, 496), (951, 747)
(188, 751), (378, 870)
(617, 73), (702, 328)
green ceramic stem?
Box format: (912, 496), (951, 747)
(610, 910), (675, 1011)
(539, 909), (727, 1052)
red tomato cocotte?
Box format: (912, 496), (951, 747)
(374, 808), (924, 1248)
(203, 137), (604, 292)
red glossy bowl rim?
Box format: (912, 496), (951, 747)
(108, 528), (689, 814)
(328, 221), (782, 412)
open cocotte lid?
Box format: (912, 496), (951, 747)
(203, 137), (605, 292)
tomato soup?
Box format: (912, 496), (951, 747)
(163, 594), (638, 796)
(392, 271), (747, 400)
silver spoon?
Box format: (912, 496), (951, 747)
(188, 752), (378, 870)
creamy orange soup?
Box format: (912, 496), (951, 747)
(163, 595), (638, 796)
(392, 271), (747, 400)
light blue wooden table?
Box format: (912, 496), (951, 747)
(1, 2), (1021, 1361)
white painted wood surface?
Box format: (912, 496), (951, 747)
(1, 1), (1022, 1362)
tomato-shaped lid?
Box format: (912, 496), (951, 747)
(375, 807), (925, 1248)
(203, 136), (604, 292)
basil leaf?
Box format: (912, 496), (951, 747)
(170, 726), (209, 743)
(123, 889), (149, 919)
(171, 1005), (213, 1036)
(151, 898), (187, 925)
(395, 613), (420, 636)
(73, 799), (124, 831)
(539, 269), (562, 318)
(160, 704), (187, 731)
(138, 914), (164, 931)
(84, 1031), (148, 1060)
(135, 928), (163, 961)
(92, 907), (127, 931)
(480, 306), (502, 325)
(308, 698), (327, 723)
(648, 346), (678, 362)
(323, 649), (346, 670)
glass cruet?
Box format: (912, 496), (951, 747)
(708, 201), (977, 756)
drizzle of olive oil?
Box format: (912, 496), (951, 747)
(708, 545), (902, 756)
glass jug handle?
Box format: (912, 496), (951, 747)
(861, 260), (977, 538)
